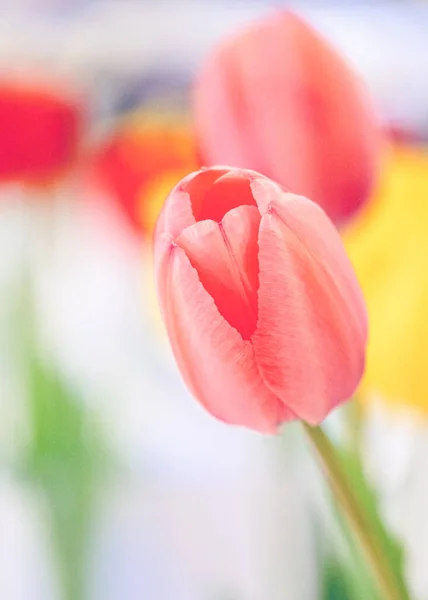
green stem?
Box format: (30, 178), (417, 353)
(346, 399), (364, 456)
(302, 423), (405, 600)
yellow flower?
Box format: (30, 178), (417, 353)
(344, 145), (428, 412)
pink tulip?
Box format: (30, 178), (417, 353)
(154, 167), (367, 433)
(193, 12), (381, 224)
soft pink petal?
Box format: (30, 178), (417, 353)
(154, 186), (195, 242)
(155, 234), (292, 433)
(155, 169), (232, 242)
(193, 45), (256, 171)
(176, 205), (260, 339)
(252, 209), (365, 424)
(155, 168), (259, 244)
(154, 168), (231, 241)
(178, 167), (229, 219)
(234, 12), (379, 220)
(251, 180), (368, 342)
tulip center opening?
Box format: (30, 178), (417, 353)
(176, 203), (260, 340)
(184, 170), (257, 222)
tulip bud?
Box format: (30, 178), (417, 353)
(154, 167), (367, 433)
(193, 12), (382, 224)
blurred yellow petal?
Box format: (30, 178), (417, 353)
(344, 145), (428, 413)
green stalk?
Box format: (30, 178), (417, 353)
(303, 423), (408, 600)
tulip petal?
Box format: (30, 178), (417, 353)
(198, 171), (257, 222)
(175, 205), (260, 339)
(251, 179), (368, 342)
(154, 186), (196, 242)
(178, 167), (228, 210)
(253, 208), (365, 424)
(193, 12), (381, 223)
(155, 167), (258, 241)
(193, 47), (253, 172)
(155, 233), (291, 432)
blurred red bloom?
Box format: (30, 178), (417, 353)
(0, 80), (82, 185)
(91, 114), (199, 233)
(193, 12), (382, 224)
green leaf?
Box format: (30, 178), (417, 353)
(24, 354), (107, 600)
(15, 274), (108, 600)
(321, 557), (355, 600)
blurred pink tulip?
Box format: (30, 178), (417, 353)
(193, 12), (382, 224)
(154, 167), (367, 433)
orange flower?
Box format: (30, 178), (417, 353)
(92, 113), (199, 233)
(0, 80), (83, 186)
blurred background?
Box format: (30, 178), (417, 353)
(1, 1), (428, 599)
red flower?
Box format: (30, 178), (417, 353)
(154, 167), (367, 433)
(92, 116), (199, 233)
(193, 12), (382, 224)
(0, 80), (82, 185)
